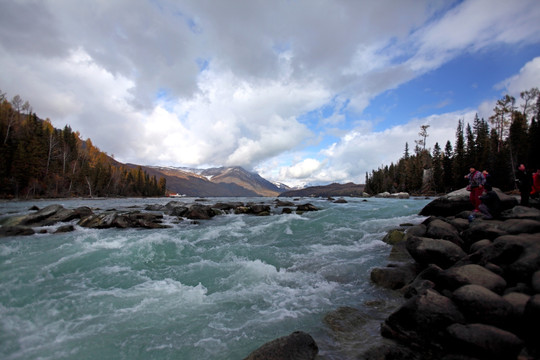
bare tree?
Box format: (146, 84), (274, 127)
(4, 95), (23, 144)
(520, 87), (540, 122)
(489, 94), (515, 151)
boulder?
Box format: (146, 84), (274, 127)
(503, 219), (540, 234)
(502, 292), (530, 319)
(404, 224), (426, 238)
(446, 323), (523, 360)
(0, 226), (35, 237)
(426, 219), (462, 246)
(296, 203), (319, 212)
(460, 220), (508, 247)
(440, 264), (507, 294)
(243, 331), (318, 360)
(382, 229), (405, 245)
(371, 263), (419, 290)
(473, 233), (540, 285)
(54, 224), (76, 233)
(406, 236), (466, 269)
(419, 188), (472, 217)
(402, 264), (443, 298)
(532, 270), (540, 293)
(420, 188), (517, 217)
(20, 204), (65, 225)
(41, 206), (93, 226)
(468, 239), (492, 254)
(333, 198), (348, 203)
(452, 284), (513, 328)
(500, 206), (540, 221)
(185, 204), (216, 220)
(523, 295), (540, 356)
(382, 289), (465, 346)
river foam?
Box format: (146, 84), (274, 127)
(0, 197), (430, 359)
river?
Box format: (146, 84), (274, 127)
(0, 196), (430, 359)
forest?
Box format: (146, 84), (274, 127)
(365, 88), (540, 195)
(0, 90), (166, 199)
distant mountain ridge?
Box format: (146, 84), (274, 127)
(278, 182), (365, 198)
(138, 165), (289, 197)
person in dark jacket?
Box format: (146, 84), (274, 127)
(478, 184), (501, 219)
(515, 164), (532, 206)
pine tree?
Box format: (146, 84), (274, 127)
(432, 142), (444, 193)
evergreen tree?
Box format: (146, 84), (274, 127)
(432, 142), (443, 193)
(453, 119), (466, 186)
(442, 141), (454, 192)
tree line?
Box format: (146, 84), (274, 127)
(365, 88), (540, 195)
(0, 90), (166, 199)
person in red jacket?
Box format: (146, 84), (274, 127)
(464, 166), (485, 211)
(531, 168), (540, 199)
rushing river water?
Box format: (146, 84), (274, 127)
(0, 196), (430, 359)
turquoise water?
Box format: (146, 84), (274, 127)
(0, 197), (430, 359)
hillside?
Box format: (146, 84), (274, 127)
(279, 182), (365, 198)
(146, 166), (286, 197)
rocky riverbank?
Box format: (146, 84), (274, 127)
(368, 188), (540, 360)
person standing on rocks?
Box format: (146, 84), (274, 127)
(465, 166), (485, 212)
(478, 184), (501, 219)
(482, 169), (492, 188)
(515, 164), (532, 206)
(531, 168), (540, 199)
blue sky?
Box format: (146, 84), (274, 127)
(1, 0), (539, 187)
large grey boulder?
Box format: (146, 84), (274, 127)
(406, 236), (466, 269)
(20, 204), (65, 225)
(452, 284), (513, 328)
(420, 188), (517, 217)
(440, 264), (507, 293)
(472, 233), (540, 285)
(446, 323), (523, 360)
(500, 205), (540, 221)
(425, 219), (462, 246)
(243, 331), (318, 360)
(382, 289), (465, 346)
(370, 263), (419, 290)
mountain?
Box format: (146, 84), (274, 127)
(278, 182), (366, 198)
(141, 165), (286, 197)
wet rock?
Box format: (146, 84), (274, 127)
(502, 292), (530, 319)
(243, 331), (318, 360)
(473, 233), (540, 285)
(382, 229), (405, 245)
(446, 323), (523, 360)
(20, 204), (64, 225)
(296, 203), (319, 212)
(426, 219), (462, 246)
(333, 198), (348, 203)
(500, 206), (540, 221)
(0, 226), (35, 237)
(406, 236), (466, 269)
(54, 225), (75, 233)
(440, 264), (507, 294)
(185, 204), (216, 220)
(532, 270), (540, 293)
(452, 284), (513, 328)
(420, 188), (517, 217)
(382, 289), (465, 346)
(371, 263), (419, 290)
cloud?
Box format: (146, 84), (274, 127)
(497, 56), (540, 96)
(1, 0), (539, 188)
(264, 110), (478, 186)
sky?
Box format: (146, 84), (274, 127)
(1, 0), (539, 187)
